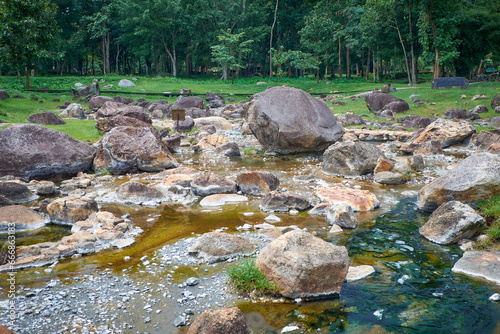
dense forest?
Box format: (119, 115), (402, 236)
(1, 0), (500, 87)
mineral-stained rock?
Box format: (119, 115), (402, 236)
(0, 124), (96, 180)
(259, 191), (311, 212)
(326, 203), (357, 229)
(191, 174), (236, 196)
(315, 186), (379, 211)
(417, 153), (500, 211)
(236, 171), (280, 195)
(46, 196), (98, 225)
(245, 86), (344, 154)
(407, 118), (475, 148)
(188, 232), (255, 263)
(419, 201), (484, 244)
(452, 251), (500, 284)
(323, 141), (384, 176)
(187, 307), (252, 334)
(256, 230), (349, 298)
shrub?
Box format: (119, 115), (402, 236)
(478, 195), (500, 241)
(227, 257), (280, 296)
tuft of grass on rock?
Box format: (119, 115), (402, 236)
(478, 195), (500, 243)
(227, 257), (280, 297)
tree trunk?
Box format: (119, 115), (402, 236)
(361, 47), (365, 78)
(408, 0), (416, 85)
(338, 37), (342, 79)
(366, 47), (371, 80)
(25, 65), (31, 89)
(346, 45), (350, 79)
(269, 0), (279, 78)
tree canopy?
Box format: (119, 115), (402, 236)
(1, 0), (499, 85)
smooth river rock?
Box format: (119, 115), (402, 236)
(417, 153), (500, 211)
(419, 201), (484, 245)
(452, 251), (500, 284)
(256, 230), (349, 298)
(188, 232), (255, 263)
(199, 194), (248, 207)
(0, 205), (48, 232)
(187, 307), (252, 334)
(245, 86), (344, 154)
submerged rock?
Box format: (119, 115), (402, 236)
(245, 86), (344, 154)
(346, 265), (376, 282)
(187, 307), (252, 334)
(259, 191), (311, 213)
(419, 201), (484, 244)
(452, 251), (500, 284)
(256, 230), (349, 298)
(199, 194), (248, 207)
(417, 153), (500, 211)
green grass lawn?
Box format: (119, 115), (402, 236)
(1, 74), (499, 143)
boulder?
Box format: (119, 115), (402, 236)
(259, 191), (311, 213)
(194, 116), (232, 131)
(96, 101), (151, 124)
(113, 95), (134, 104)
(96, 114), (154, 133)
(417, 153), (500, 211)
(214, 142), (241, 157)
(154, 166), (199, 178)
(365, 93), (409, 112)
(0, 90), (10, 100)
(256, 230), (349, 298)
(443, 109), (467, 119)
(315, 186), (379, 211)
(191, 174), (236, 196)
(172, 96), (204, 109)
(336, 114), (366, 126)
(209, 99), (225, 108)
(199, 194), (248, 207)
(116, 181), (164, 202)
(469, 131), (500, 149)
(245, 86), (344, 154)
(419, 201), (484, 245)
(187, 307), (252, 334)
(491, 94), (500, 109)
(0, 195), (14, 207)
(205, 92), (225, 102)
(0, 324), (16, 334)
(180, 88), (192, 95)
(118, 79), (136, 88)
(46, 196), (98, 225)
(236, 171), (280, 195)
(93, 126), (178, 174)
(490, 117), (500, 128)
(0, 124), (96, 180)
(398, 115), (433, 129)
(59, 103), (85, 119)
(196, 133), (230, 149)
(452, 251), (500, 284)
(89, 96), (114, 110)
(36, 180), (56, 196)
(71, 82), (99, 100)
(399, 140), (444, 155)
(26, 112), (66, 125)
(322, 141), (384, 176)
(185, 107), (212, 119)
(407, 118), (475, 148)
(0, 205), (48, 232)
(188, 232), (255, 263)
(152, 104), (171, 118)
(374, 171), (405, 185)
(469, 105), (488, 114)
(161, 174), (194, 187)
(0, 182), (37, 203)
(326, 203), (357, 229)
(173, 116), (195, 132)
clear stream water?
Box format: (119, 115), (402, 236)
(1, 150), (500, 333)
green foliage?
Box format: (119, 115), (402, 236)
(211, 29), (253, 83)
(227, 257), (280, 296)
(478, 195), (500, 241)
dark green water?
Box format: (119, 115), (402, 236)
(238, 198), (500, 333)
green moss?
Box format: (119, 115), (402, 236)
(227, 257), (280, 296)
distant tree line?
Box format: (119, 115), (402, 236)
(1, 0), (499, 87)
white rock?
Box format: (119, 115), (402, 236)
(265, 214), (281, 223)
(346, 265), (375, 282)
(113, 238), (135, 249)
(328, 224), (343, 234)
(118, 79), (136, 87)
(74, 83), (83, 87)
(489, 293), (500, 301)
(281, 325), (300, 333)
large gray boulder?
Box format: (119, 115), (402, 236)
(71, 82), (99, 100)
(323, 141), (384, 176)
(93, 126), (178, 174)
(0, 182), (37, 203)
(59, 103), (85, 119)
(89, 96), (114, 110)
(96, 114), (155, 134)
(96, 101), (151, 123)
(172, 96), (205, 110)
(365, 93), (409, 113)
(256, 230), (349, 298)
(245, 86), (344, 154)
(116, 181), (165, 203)
(259, 191), (311, 212)
(419, 201), (484, 244)
(118, 79), (135, 88)
(398, 115), (433, 129)
(417, 153), (500, 211)
(0, 124), (96, 180)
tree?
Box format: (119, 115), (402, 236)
(0, 0), (60, 88)
(211, 29), (253, 84)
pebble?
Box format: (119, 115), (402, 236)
(489, 293), (500, 301)
(174, 315), (187, 327)
(186, 277), (200, 286)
